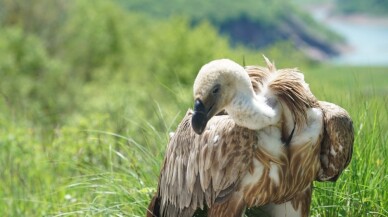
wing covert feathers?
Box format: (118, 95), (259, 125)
(317, 101), (354, 181)
(157, 110), (256, 217)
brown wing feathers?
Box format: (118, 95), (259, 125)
(317, 101), (354, 181)
(148, 111), (257, 217)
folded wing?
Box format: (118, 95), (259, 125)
(317, 101), (354, 181)
(151, 110), (256, 217)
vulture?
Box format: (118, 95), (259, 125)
(147, 58), (354, 217)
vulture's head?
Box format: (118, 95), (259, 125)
(192, 59), (254, 134)
(191, 57), (319, 139)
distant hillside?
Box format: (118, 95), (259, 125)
(118, 0), (343, 60)
(336, 0), (388, 15)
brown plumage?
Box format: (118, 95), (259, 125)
(151, 113), (256, 217)
(147, 58), (354, 217)
(316, 101), (354, 181)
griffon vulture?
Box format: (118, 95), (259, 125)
(147, 58), (354, 217)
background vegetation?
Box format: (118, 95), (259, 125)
(0, 0), (387, 216)
(118, 0), (342, 56)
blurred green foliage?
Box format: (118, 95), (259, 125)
(0, 27), (75, 125)
(0, 0), (311, 129)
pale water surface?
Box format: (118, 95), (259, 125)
(311, 6), (388, 66)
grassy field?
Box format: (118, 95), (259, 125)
(1, 64), (387, 216)
(305, 66), (388, 216)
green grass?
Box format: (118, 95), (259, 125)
(306, 66), (388, 216)
(1, 65), (387, 216)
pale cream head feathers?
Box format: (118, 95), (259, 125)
(191, 59), (279, 134)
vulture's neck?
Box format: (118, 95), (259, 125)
(226, 91), (281, 131)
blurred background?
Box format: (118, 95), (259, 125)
(0, 0), (387, 216)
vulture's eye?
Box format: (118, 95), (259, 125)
(212, 85), (220, 94)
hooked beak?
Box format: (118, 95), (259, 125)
(191, 99), (216, 134)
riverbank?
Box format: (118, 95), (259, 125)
(307, 4), (388, 66)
